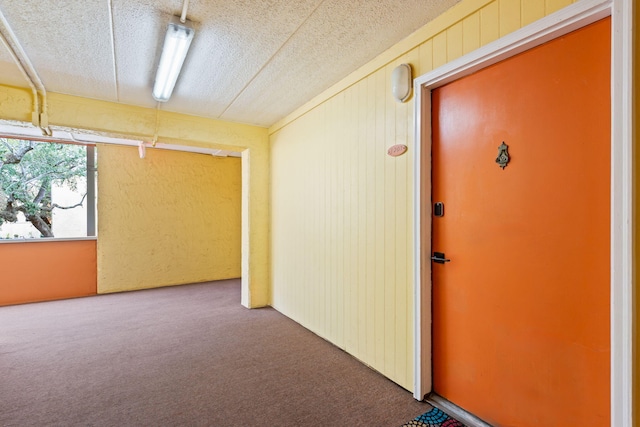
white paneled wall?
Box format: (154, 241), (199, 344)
(270, 0), (577, 391)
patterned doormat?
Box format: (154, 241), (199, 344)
(401, 407), (466, 427)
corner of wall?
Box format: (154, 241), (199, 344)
(0, 87), (272, 309)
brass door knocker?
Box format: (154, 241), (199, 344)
(496, 142), (510, 169)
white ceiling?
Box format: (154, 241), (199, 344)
(0, 0), (459, 128)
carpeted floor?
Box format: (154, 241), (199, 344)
(0, 279), (432, 426)
(400, 407), (466, 426)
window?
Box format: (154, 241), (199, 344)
(0, 138), (96, 240)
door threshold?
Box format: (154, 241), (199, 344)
(426, 394), (493, 427)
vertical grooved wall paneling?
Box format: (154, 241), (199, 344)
(383, 61), (398, 380)
(269, 0), (577, 391)
(636, 1), (640, 421)
(463, 12), (481, 54)
(480, 2), (501, 45)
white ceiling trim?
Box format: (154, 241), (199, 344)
(0, 123), (241, 158)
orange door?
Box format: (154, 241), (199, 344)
(431, 18), (610, 427)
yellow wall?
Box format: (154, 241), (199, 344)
(269, 0), (577, 391)
(0, 88), (270, 307)
(97, 145), (241, 293)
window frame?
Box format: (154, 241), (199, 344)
(0, 137), (97, 242)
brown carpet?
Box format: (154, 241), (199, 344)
(0, 279), (430, 426)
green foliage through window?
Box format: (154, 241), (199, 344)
(0, 139), (89, 238)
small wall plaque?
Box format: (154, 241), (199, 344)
(388, 144), (408, 157)
(495, 142), (510, 169)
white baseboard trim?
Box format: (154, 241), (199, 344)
(426, 394), (493, 427)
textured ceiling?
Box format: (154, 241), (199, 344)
(0, 0), (459, 128)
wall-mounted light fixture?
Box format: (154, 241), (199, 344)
(391, 63), (412, 103)
(152, 17), (195, 102)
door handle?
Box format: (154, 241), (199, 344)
(431, 252), (450, 264)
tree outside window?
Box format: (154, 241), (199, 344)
(0, 138), (94, 239)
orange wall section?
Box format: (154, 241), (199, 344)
(0, 240), (97, 306)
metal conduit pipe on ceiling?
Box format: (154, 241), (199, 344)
(0, 7), (51, 136)
(180, 0), (190, 23)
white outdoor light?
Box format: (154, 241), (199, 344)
(152, 18), (195, 102)
(391, 63), (412, 103)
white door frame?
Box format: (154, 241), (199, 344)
(412, 1), (634, 426)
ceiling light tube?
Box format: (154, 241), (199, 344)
(152, 19), (195, 102)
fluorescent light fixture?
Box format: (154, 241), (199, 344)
(152, 19), (195, 102)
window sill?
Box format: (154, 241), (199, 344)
(0, 237), (97, 244)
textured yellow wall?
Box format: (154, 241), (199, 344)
(0, 89), (270, 307)
(97, 145), (241, 293)
(270, 0), (577, 392)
